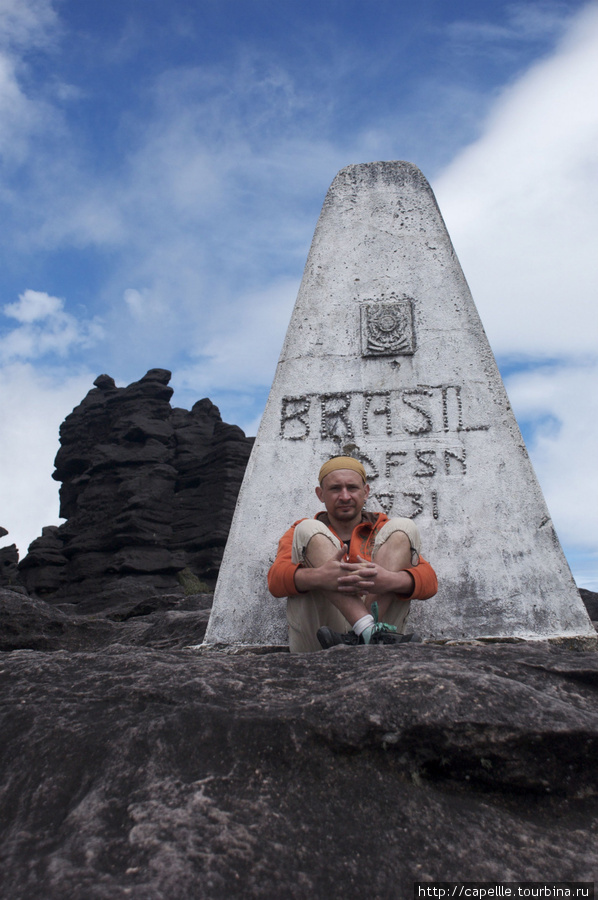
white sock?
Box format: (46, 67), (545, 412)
(353, 614), (375, 638)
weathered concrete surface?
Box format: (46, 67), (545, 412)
(206, 161), (593, 647)
(1, 635), (598, 899)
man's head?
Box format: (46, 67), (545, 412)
(315, 456), (370, 524)
(318, 456), (366, 485)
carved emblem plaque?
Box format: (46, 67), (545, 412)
(360, 299), (415, 356)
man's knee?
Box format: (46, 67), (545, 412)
(291, 519), (343, 565)
(373, 517), (421, 566)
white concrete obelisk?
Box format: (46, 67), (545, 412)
(203, 161), (594, 648)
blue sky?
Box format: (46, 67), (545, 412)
(1, 0), (597, 589)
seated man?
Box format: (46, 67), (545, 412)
(268, 456), (438, 652)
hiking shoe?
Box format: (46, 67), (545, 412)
(317, 627), (361, 649)
(317, 625), (422, 649)
(369, 625), (422, 645)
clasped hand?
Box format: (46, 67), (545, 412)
(336, 555), (393, 594)
(302, 550), (379, 594)
(298, 548), (412, 597)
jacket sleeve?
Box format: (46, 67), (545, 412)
(405, 556), (438, 600)
(267, 521), (303, 598)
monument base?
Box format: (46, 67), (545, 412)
(190, 633), (598, 654)
(188, 642), (290, 654)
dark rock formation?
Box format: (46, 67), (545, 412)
(0, 595), (597, 898)
(0, 584), (212, 653)
(580, 588), (598, 624)
(18, 370), (253, 604)
(0, 543), (26, 593)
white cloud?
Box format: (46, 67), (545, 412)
(0, 51), (44, 161)
(446, 2), (576, 46)
(433, 3), (598, 587)
(0, 0), (57, 50)
(4, 288), (62, 322)
(434, 2), (598, 359)
(505, 359), (598, 550)
(0, 362), (93, 557)
(1, 289), (104, 362)
(0, 0), (61, 164)
(123, 287), (170, 320)
(173, 278), (299, 395)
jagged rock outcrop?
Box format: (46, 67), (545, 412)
(18, 370), (253, 604)
(580, 588), (598, 624)
(0, 596), (597, 899)
(0, 543), (26, 593)
(0, 584), (212, 652)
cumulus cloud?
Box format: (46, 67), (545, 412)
(433, 2), (598, 586)
(434, 2), (598, 360)
(186, 278), (299, 387)
(446, 1), (576, 46)
(0, 362), (93, 556)
(0, 0), (61, 164)
(4, 288), (63, 322)
(1, 289), (103, 362)
(37, 62), (343, 379)
(504, 358), (598, 585)
(0, 0), (57, 49)
(123, 287), (169, 321)
(171, 278), (299, 431)
(0, 51), (44, 162)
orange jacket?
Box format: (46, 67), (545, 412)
(267, 511), (438, 600)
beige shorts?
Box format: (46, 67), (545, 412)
(291, 516), (420, 567)
(287, 517), (422, 653)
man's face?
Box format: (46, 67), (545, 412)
(315, 468), (370, 522)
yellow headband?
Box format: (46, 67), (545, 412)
(318, 457), (367, 485)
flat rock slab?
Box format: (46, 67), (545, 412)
(207, 161), (592, 647)
(0, 586), (212, 652)
(1, 642), (597, 898)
